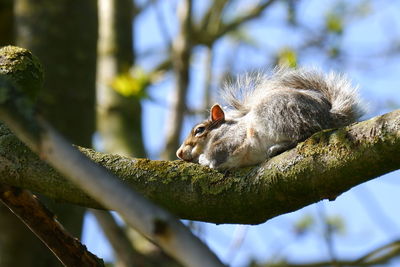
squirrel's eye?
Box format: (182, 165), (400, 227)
(194, 126), (205, 136)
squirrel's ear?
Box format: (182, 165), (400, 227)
(210, 104), (225, 122)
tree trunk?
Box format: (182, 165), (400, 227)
(8, 1), (98, 266)
(0, 0), (13, 46)
(0, 3), (55, 266)
(15, 0), (97, 146)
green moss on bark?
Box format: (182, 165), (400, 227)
(0, 103), (398, 224)
(0, 46), (43, 101)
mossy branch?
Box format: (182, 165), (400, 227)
(0, 109), (398, 224)
(1, 46), (399, 227)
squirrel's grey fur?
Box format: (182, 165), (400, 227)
(222, 67), (363, 126)
(176, 67), (364, 169)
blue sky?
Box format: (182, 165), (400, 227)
(83, 1), (400, 266)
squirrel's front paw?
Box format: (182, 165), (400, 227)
(199, 154), (216, 168)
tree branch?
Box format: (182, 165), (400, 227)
(193, 0), (277, 46)
(262, 239), (400, 267)
(161, 0), (192, 160)
(90, 210), (145, 267)
(0, 108), (398, 224)
(1, 46), (400, 228)
(0, 184), (104, 267)
(217, 0), (276, 36)
(0, 46), (224, 267)
(0, 88), (224, 267)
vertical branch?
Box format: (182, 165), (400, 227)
(200, 0), (229, 37)
(203, 45), (214, 112)
(162, 0), (192, 160)
(151, 0), (172, 47)
(317, 203), (338, 266)
(96, 1), (151, 266)
(97, 0), (146, 158)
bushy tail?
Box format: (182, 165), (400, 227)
(221, 67), (364, 125)
(273, 67), (364, 126)
(221, 72), (267, 117)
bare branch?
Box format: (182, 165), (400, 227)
(151, 0), (172, 48)
(355, 239), (400, 265)
(217, 0), (276, 37)
(194, 0), (277, 46)
(262, 239), (400, 267)
(203, 46), (214, 111)
(91, 210), (145, 267)
(162, 0), (193, 160)
(198, 0), (229, 36)
(0, 185), (104, 267)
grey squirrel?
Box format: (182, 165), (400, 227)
(176, 67), (364, 169)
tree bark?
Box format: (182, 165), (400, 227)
(0, 6), (51, 265)
(0, 108), (398, 224)
(11, 1), (98, 265)
(0, 78), (225, 267)
(0, 46), (58, 267)
(0, 185), (104, 267)
(0, 0), (14, 46)
(0, 205), (58, 267)
(2, 46), (400, 226)
(14, 0), (98, 233)
(15, 0), (97, 146)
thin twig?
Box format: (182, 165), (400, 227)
(151, 0), (172, 48)
(317, 203), (339, 267)
(263, 239), (400, 267)
(91, 210), (143, 267)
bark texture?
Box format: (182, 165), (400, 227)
(1, 46), (399, 228)
(12, 0), (97, 263)
(14, 0), (98, 238)
(0, 45), (58, 267)
(0, 76), (225, 267)
(15, 0), (98, 146)
(0, 185), (104, 267)
(0, 110), (398, 224)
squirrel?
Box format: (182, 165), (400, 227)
(176, 67), (364, 169)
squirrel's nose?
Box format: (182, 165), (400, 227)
(176, 147), (183, 159)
